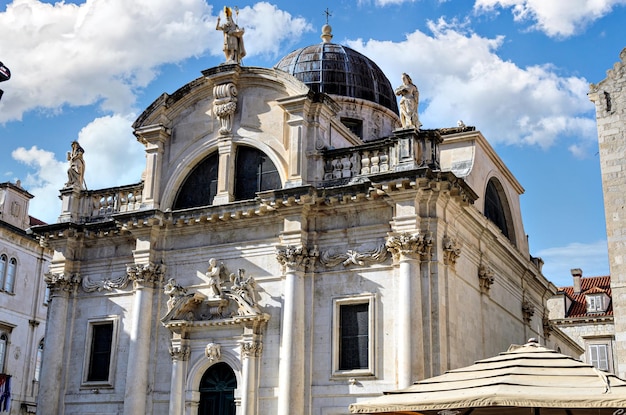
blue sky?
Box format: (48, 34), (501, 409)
(1, 0), (625, 287)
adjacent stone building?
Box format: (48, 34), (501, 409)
(0, 181), (51, 414)
(589, 47), (626, 378)
(548, 268), (615, 372)
(33, 23), (581, 415)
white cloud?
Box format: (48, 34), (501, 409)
(76, 114), (145, 190)
(537, 240), (610, 287)
(11, 145), (66, 223)
(474, 0), (626, 38)
(11, 113), (144, 223)
(347, 19), (596, 153)
(0, 0), (312, 123)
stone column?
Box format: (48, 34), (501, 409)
(275, 246), (315, 415)
(276, 95), (312, 187)
(37, 272), (80, 415)
(134, 124), (169, 210)
(169, 342), (190, 415)
(213, 137), (235, 205)
(240, 340), (262, 415)
(386, 232), (431, 388)
(123, 262), (163, 415)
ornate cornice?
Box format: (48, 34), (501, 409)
(276, 245), (318, 272)
(385, 232), (433, 262)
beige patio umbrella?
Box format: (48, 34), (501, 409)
(349, 339), (626, 415)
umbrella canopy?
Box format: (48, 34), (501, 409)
(349, 340), (626, 414)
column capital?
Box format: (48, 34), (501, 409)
(127, 262), (165, 288)
(169, 344), (191, 361)
(241, 340), (263, 359)
(44, 271), (81, 293)
(386, 232), (433, 262)
(276, 245), (318, 273)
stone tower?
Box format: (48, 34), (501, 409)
(589, 47), (626, 377)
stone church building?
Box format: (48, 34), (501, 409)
(33, 21), (580, 415)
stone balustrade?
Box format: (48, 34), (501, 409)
(59, 182), (144, 223)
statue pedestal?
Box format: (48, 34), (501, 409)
(58, 186), (82, 223)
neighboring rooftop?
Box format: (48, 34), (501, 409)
(558, 273), (612, 318)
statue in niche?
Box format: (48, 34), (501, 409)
(395, 73), (421, 129)
(216, 6), (246, 64)
(65, 141), (85, 189)
(206, 258), (225, 297)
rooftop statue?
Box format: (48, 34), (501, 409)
(65, 140), (85, 190)
(216, 6), (246, 64)
(395, 73), (421, 129)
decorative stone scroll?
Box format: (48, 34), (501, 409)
(319, 243), (387, 268)
(442, 236), (461, 266)
(241, 340), (263, 359)
(44, 272), (81, 292)
(213, 83), (238, 135)
(276, 245), (319, 272)
(478, 263), (495, 294)
(82, 273), (130, 292)
(385, 232), (433, 262)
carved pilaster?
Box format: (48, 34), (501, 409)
(241, 340), (263, 359)
(276, 245), (318, 273)
(478, 264), (495, 294)
(44, 272), (81, 293)
(213, 83), (238, 135)
(385, 232), (433, 262)
(442, 236), (461, 266)
(127, 262), (165, 288)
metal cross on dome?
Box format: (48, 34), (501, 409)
(324, 7), (332, 24)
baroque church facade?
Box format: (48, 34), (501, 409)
(34, 20), (581, 415)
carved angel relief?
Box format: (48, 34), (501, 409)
(161, 259), (266, 327)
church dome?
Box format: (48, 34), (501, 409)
(275, 25), (399, 114)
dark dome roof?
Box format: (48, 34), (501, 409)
(275, 27), (398, 114)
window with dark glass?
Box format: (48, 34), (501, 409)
(484, 178), (513, 242)
(173, 152), (219, 210)
(341, 117), (363, 138)
(0, 333), (7, 373)
(339, 303), (369, 370)
(87, 322), (114, 382)
(198, 362), (237, 415)
(234, 146), (281, 200)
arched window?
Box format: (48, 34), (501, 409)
(34, 338), (44, 381)
(0, 333), (7, 373)
(198, 362), (237, 415)
(484, 178), (515, 244)
(4, 258), (16, 293)
(173, 152), (219, 210)
(0, 255), (6, 291)
(234, 146), (280, 201)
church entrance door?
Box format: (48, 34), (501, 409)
(198, 362), (237, 415)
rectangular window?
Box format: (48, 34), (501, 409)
(83, 318), (117, 386)
(587, 295), (603, 312)
(332, 294), (375, 378)
(588, 343), (610, 371)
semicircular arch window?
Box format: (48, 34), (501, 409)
(198, 362), (237, 415)
(173, 152), (218, 210)
(484, 178), (515, 245)
(234, 146), (281, 201)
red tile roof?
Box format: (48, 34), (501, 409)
(558, 275), (612, 318)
